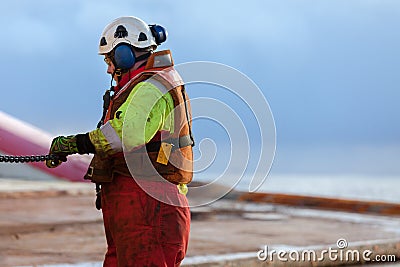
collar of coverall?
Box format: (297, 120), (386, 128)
(114, 50), (174, 93)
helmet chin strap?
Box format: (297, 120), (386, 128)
(111, 69), (121, 84)
(111, 70), (117, 86)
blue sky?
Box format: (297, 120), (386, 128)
(1, 0), (399, 176)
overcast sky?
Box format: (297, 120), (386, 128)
(1, 0), (399, 176)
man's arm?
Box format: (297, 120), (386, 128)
(89, 81), (173, 158)
(46, 81), (173, 167)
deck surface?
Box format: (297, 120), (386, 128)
(0, 179), (399, 267)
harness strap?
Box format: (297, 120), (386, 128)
(133, 135), (194, 153)
(181, 87), (195, 147)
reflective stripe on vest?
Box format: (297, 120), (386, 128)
(100, 121), (123, 152)
(145, 79), (168, 94)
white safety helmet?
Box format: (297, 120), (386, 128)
(98, 16), (157, 55)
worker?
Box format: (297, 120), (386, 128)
(46, 16), (194, 267)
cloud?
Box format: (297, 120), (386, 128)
(1, 0), (400, 176)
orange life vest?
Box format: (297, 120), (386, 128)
(85, 50), (194, 185)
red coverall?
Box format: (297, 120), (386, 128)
(101, 176), (190, 267)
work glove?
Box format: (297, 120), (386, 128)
(46, 135), (79, 168)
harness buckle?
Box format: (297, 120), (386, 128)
(87, 166), (94, 177)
